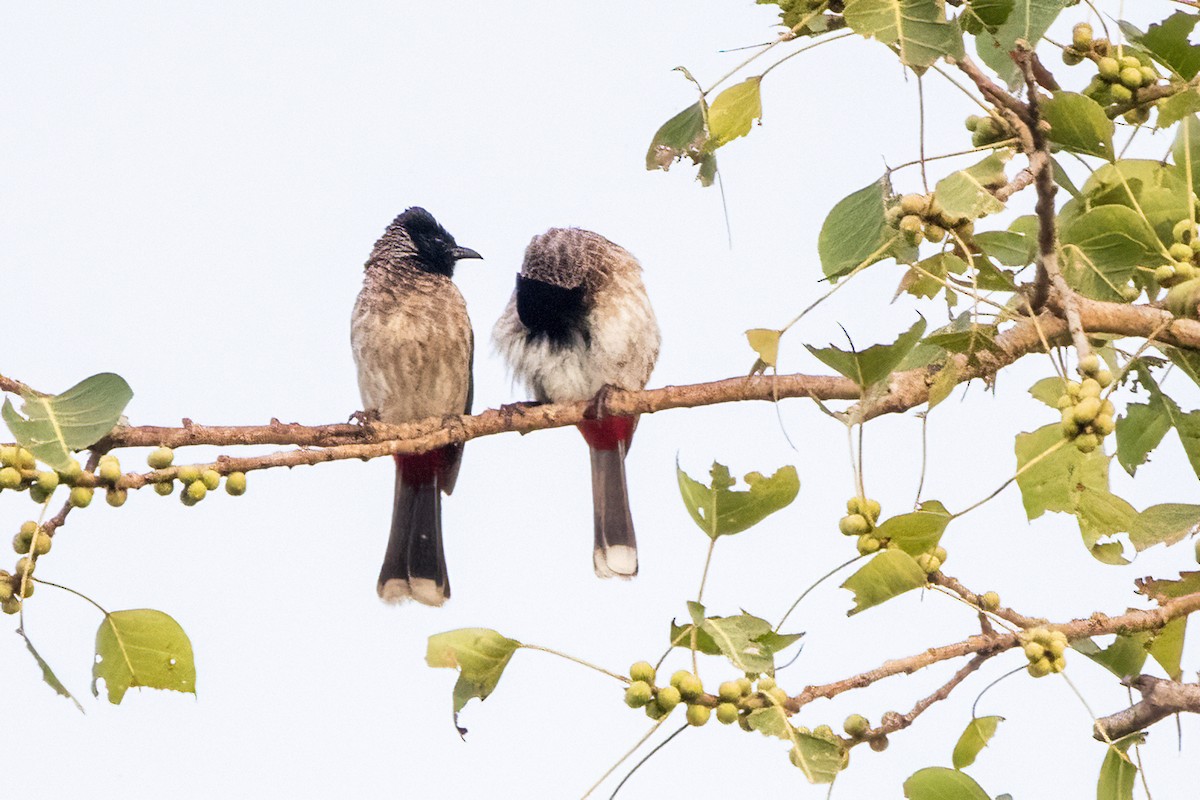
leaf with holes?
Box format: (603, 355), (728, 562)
(2, 373), (133, 471)
(677, 461), (799, 539)
(92, 609), (196, 705)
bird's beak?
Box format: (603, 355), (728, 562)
(451, 246), (483, 261)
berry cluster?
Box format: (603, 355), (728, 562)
(1154, 220), (1200, 288)
(964, 114), (1013, 149)
(1, 520), (51, 614)
(914, 545), (949, 576)
(146, 447), (246, 505)
(885, 194), (975, 248)
(623, 663), (728, 726)
(839, 496), (883, 555)
(1066, 24), (1159, 123)
(1056, 359), (1115, 454)
(1022, 627), (1069, 677)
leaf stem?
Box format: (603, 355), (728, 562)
(775, 555), (863, 632)
(951, 438), (1067, 519)
(579, 717), (668, 800)
(522, 644), (629, 683)
(32, 578), (110, 616)
(608, 723), (689, 800)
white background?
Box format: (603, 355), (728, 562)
(1, 2), (1197, 798)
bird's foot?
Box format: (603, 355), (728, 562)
(584, 385), (618, 421)
(349, 409), (381, 435)
(499, 400), (541, 428)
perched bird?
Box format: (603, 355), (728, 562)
(493, 228), (660, 578)
(351, 207), (482, 606)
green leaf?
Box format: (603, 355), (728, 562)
(902, 253), (967, 301)
(1097, 733), (1144, 800)
(841, 549), (928, 615)
(874, 502), (951, 556)
(92, 609), (196, 705)
(1060, 205), (1165, 301)
(1157, 88), (1200, 129)
(2, 373), (133, 471)
(843, 0), (964, 69)
(706, 77), (762, 149)
(1075, 160), (1189, 247)
(1041, 92), (1114, 160)
(1014, 423), (1107, 520)
(1128, 366), (1200, 479)
(1052, 156), (1082, 199)
(1028, 377), (1066, 407)
(789, 733), (845, 784)
(426, 628), (522, 723)
(923, 322), (1000, 363)
(645, 102), (707, 171)
(746, 328), (782, 370)
(975, 0), (1068, 88)
(1116, 400), (1173, 476)
(933, 153), (1008, 219)
(676, 461), (799, 539)
(974, 229), (1034, 267)
(806, 318), (927, 389)
(1073, 632), (1150, 679)
(818, 178), (897, 280)
(965, 0), (1013, 29)
(1119, 13), (1200, 80)
(1137, 570), (1200, 601)
(903, 766), (992, 800)
(22, 630), (84, 713)
(1172, 116), (1200, 198)
(1166, 346), (1200, 387)
(1147, 615), (1186, 681)
(951, 715), (1003, 769)
(928, 358), (961, 410)
(1128, 503), (1200, 551)
(746, 705), (791, 739)
(669, 619), (721, 656)
(699, 613), (778, 673)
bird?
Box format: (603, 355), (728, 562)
(493, 227), (660, 579)
(351, 207), (482, 606)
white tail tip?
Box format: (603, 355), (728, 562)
(378, 578), (448, 607)
(594, 545), (637, 579)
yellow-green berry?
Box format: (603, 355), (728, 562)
(980, 591), (1000, 611)
(686, 704), (711, 727)
(1, 596), (20, 615)
(98, 456), (122, 484)
(35, 471), (59, 492)
(0, 467), (21, 490)
(69, 486), (93, 508)
(630, 661), (656, 685)
(1097, 56), (1120, 81)
(177, 465), (201, 484)
(185, 480), (207, 502)
(1072, 22), (1093, 49)
(857, 534), (881, 555)
(843, 713), (870, 737)
(225, 471), (247, 496)
(1075, 433), (1101, 453)
(839, 514), (870, 536)
(0, 446), (15, 466)
(14, 556), (34, 581)
(15, 449), (35, 470)
(869, 736), (890, 752)
(1027, 657), (1053, 678)
(718, 681), (742, 703)
(655, 685), (681, 712)
(106, 488), (128, 508)
(58, 459), (83, 484)
(147, 446), (175, 469)
(757, 675), (776, 692)
(154, 480), (175, 497)
(716, 702), (739, 725)
(201, 469), (221, 491)
(625, 681), (653, 708)
(644, 702), (668, 720)
(736, 677), (753, 696)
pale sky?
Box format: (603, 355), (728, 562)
(2, 2), (1197, 798)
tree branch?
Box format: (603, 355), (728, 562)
(1094, 675), (1200, 742)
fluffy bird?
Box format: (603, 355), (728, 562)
(351, 207), (482, 606)
(493, 228), (660, 578)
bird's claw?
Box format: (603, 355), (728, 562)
(584, 385), (617, 421)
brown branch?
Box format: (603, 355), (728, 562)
(932, 573), (1046, 630)
(784, 589), (1200, 712)
(865, 652), (993, 741)
(1094, 675), (1200, 742)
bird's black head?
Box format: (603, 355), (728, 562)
(386, 207), (482, 277)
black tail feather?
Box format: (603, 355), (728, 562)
(378, 467), (449, 606)
(589, 443), (638, 579)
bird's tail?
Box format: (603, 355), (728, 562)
(378, 449), (450, 606)
(579, 417), (638, 579)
